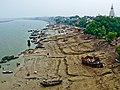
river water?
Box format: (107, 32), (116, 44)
(0, 20), (47, 59)
(0, 20), (47, 81)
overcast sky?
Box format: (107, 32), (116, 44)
(0, 0), (119, 18)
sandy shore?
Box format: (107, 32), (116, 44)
(0, 32), (120, 90)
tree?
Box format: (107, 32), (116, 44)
(84, 16), (120, 40)
(98, 26), (106, 37)
(105, 32), (117, 42)
(54, 16), (65, 24)
(84, 20), (96, 34)
(78, 17), (87, 27)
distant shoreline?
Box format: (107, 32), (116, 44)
(0, 20), (14, 23)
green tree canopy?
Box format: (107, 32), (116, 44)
(77, 17), (88, 27)
(105, 32), (117, 42)
(84, 16), (120, 38)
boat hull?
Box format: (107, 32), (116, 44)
(40, 80), (62, 87)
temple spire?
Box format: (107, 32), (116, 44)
(109, 4), (115, 18)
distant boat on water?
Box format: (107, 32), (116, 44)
(2, 70), (13, 74)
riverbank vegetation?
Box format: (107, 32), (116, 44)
(54, 15), (93, 28)
(54, 15), (120, 42)
(84, 16), (120, 41)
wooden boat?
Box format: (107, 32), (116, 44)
(2, 70), (13, 74)
(0, 60), (7, 63)
(31, 40), (36, 43)
(115, 59), (120, 63)
(35, 43), (44, 48)
(28, 29), (33, 32)
(29, 36), (38, 39)
(40, 80), (62, 87)
(1, 55), (19, 63)
(81, 56), (103, 68)
(2, 55), (19, 61)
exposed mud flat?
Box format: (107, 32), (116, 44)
(2, 33), (120, 90)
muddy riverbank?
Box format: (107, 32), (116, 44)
(1, 32), (120, 90)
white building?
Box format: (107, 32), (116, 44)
(109, 4), (115, 18)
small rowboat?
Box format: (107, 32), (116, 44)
(40, 80), (62, 87)
(2, 70), (13, 74)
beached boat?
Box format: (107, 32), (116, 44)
(0, 55), (19, 63)
(35, 43), (44, 48)
(28, 29), (39, 32)
(81, 56), (103, 68)
(31, 33), (38, 36)
(2, 55), (19, 61)
(29, 36), (36, 39)
(2, 70), (13, 74)
(0, 60), (7, 63)
(115, 59), (120, 63)
(40, 80), (62, 87)
(28, 29), (33, 32)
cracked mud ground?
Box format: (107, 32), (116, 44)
(9, 33), (120, 90)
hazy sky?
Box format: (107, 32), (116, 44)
(0, 0), (119, 18)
